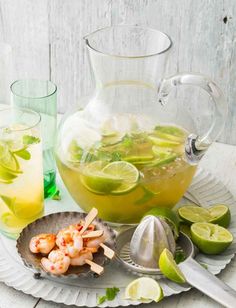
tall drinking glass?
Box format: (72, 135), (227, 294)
(0, 107), (44, 238)
(10, 80), (57, 198)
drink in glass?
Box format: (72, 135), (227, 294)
(0, 107), (44, 238)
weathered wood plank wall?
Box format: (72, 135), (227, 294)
(0, 0), (235, 144)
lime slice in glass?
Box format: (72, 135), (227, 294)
(144, 207), (180, 239)
(0, 142), (20, 173)
(159, 248), (186, 283)
(81, 161), (122, 194)
(102, 161), (139, 195)
(190, 222), (233, 254)
(124, 277), (163, 302)
(1, 212), (26, 228)
(0, 167), (17, 183)
(208, 204), (231, 228)
(178, 205), (212, 225)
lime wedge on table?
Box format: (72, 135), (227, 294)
(81, 161), (123, 194)
(178, 205), (212, 225)
(191, 222), (233, 254)
(124, 277), (163, 302)
(208, 204), (231, 228)
(102, 161), (139, 194)
(159, 248), (186, 283)
(144, 207), (180, 239)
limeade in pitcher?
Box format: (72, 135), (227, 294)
(56, 113), (196, 224)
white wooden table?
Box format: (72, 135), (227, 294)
(0, 142), (235, 308)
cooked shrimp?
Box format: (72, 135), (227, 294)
(85, 235), (106, 250)
(70, 248), (93, 266)
(56, 226), (83, 258)
(29, 233), (56, 254)
(41, 249), (70, 275)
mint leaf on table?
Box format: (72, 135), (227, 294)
(97, 296), (107, 305)
(97, 287), (120, 305)
(106, 287), (120, 300)
(23, 135), (40, 145)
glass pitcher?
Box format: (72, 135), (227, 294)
(56, 26), (227, 225)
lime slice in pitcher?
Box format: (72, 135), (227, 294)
(102, 161), (139, 194)
(190, 222), (233, 254)
(148, 135), (180, 147)
(81, 161), (123, 194)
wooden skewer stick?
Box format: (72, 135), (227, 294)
(80, 208), (98, 235)
(82, 230), (103, 239)
(85, 259), (104, 275)
(100, 243), (115, 259)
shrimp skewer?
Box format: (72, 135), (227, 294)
(56, 226), (83, 258)
(29, 234), (56, 254)
(85, 234), (115, 259)
(41, 250), (70, 275)
(70, 248), (93, 266)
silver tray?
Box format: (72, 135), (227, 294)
(0, 168), (235, 307)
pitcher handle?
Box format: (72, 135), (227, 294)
(159, 73), (227, 164)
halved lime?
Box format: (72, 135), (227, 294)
(148, 135), (180, 147)
(178, 205), (212, 225)
(102, 161), (139, 194)
(80, 161), (122, 194)
(144, 208), (180, 239)
(208, 204), (231, 228)
(191, 222), (233, 254)
(124, 277), (163, 302)
(159, 248), (186, 283)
